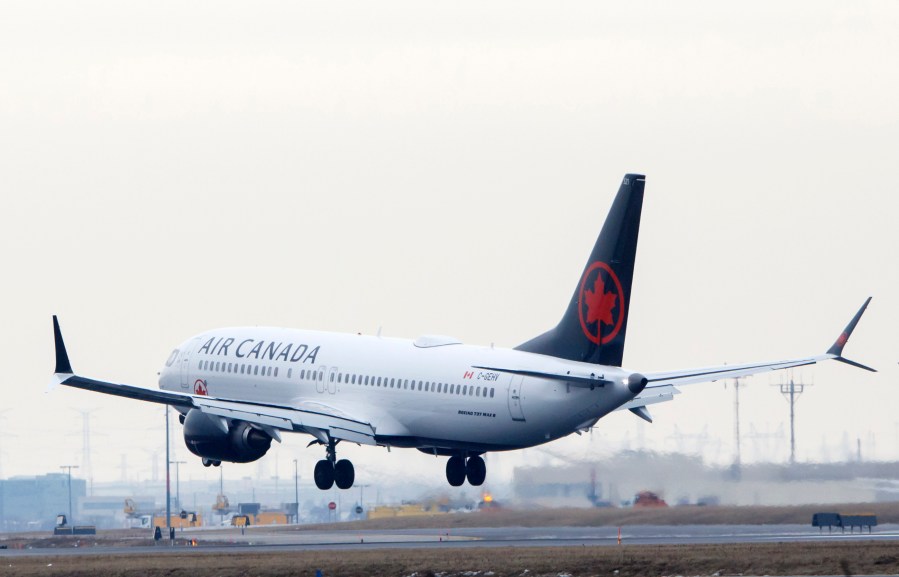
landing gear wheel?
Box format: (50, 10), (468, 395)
(446, 455), (466, 487)
(466, 455), (486, 486)
(314, 459), (335, 490)
(334, 459), (355, 489)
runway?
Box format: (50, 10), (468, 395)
(3, 523), (898, 557)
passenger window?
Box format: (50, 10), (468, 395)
(490, 388), (494, 398)
(418, 382), (422, 391)
(254, 365), (259, 376)
(462, 385), (467, 395)
(274, 368), (279, 377)
(351, 374), (356, 385)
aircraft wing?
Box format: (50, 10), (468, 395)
(475, 299), (873, 424)
(49, 317), (377, 446)
(642, 297), (875, 388)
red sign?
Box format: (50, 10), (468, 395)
(328, 501), (337, 511)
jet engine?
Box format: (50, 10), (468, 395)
(182, 408), (273, 463)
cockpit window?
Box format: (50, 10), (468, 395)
(165, 349), (180, 367)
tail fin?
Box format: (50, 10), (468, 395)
(516, 174), (645, 366)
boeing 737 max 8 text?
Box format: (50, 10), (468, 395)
(49, 174), (874, 490)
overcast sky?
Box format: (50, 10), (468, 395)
(1, 1), (897, 499)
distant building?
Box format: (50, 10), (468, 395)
(513, 451), (899, 507)
(0, 473), (86, 532)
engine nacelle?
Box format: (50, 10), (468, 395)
(182, 409), (273, 464)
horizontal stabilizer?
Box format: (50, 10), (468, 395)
(629, 406), (653, 423)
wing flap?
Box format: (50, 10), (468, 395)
(330, 427), (377, 445)
(193, 397), (377, 443)
(193, 398), (294, 430)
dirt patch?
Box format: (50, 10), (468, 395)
(2, 541), (898, 576)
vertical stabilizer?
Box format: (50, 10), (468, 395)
(516, 174), (645, 366)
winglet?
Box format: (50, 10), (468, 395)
(826, 298), (876, 372)
(53, 315), (73, 374)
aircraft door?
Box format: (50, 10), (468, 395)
(507, 375), (526, 421)
(179, 338), (200, 389)
(327, 367), (339, 394)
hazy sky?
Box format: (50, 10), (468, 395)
(1, 1), (897, 498)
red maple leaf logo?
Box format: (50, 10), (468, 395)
(585, 277), (617, 328)
(577, 261), (625, 345)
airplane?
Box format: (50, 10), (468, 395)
(50, 173), (874, 490)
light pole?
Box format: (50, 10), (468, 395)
(170, 461), (186, 510)
(293, 459), (299, 524)
(165, 406), (171, 531)
(60, 465), (79, 525)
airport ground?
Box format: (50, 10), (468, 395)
(4, 504), (899, 576)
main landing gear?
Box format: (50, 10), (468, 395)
(313, 438), (355, 490)
(202, 458), (221, 467)
(446, 454), (486, 487)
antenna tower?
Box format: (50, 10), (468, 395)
(775, 376), (812, 464)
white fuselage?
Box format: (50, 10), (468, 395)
(157, 327), (638, 452)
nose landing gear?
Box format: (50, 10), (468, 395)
(313, 437), (356, 490)
(445, 454), (487, 486)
